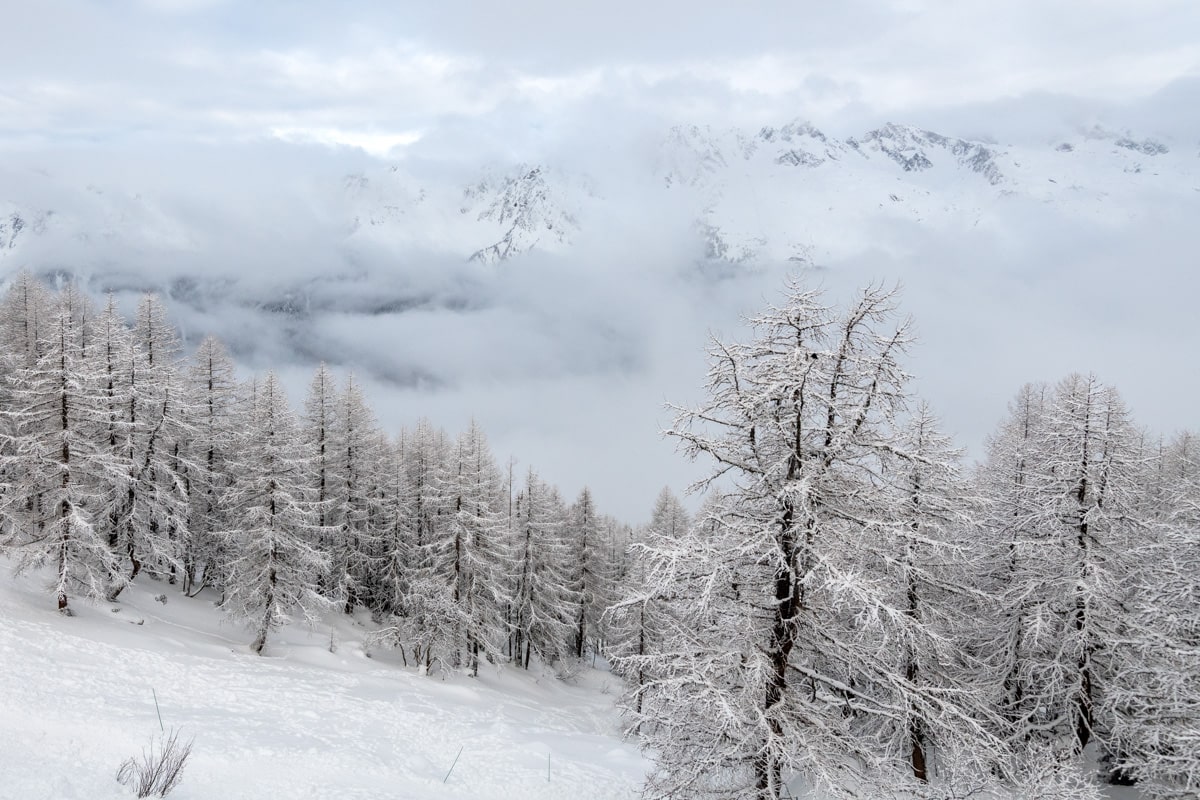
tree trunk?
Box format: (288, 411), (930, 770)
(254, 568), (276, 655)
(755, 502), (801, 800)
(907, 659), (928, 782)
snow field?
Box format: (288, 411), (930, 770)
(0, 566), (649, 800)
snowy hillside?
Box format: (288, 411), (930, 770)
(0, 564), (647, 800)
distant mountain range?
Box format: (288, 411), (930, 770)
(1, 119), (1195, 321)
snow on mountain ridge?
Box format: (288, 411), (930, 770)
(462, 165), (583, 264)
(850, 122), (1005, 185)
(1, 119), (1195, 297)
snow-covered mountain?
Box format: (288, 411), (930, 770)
(0, 118), (1195, 363)
(653, 120), (1192, 267)
(336, 162), (589, 265)
(4, 121), (1193, 280)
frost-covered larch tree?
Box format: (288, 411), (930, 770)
(183, 335), (239, 594)
(979, 375), (1145, 756)
(328, 375), (384, 613)
(367, 430), (410, 618)
(872, 401), (1001, 783)
(1104, 430), (1200, 797)
(606, 486), (690, 720)
(444, 420), (511, 674)
(301, 363), (342, 599)
(401, 420), (454, 671)
(0, 272), (51, 506)
(510, 469), (578, 670)
(0, 270), (50, 373)
(625, 282), (999, 800)
(566, 487), (611, 659)
(0, 288), (121, 612)
(220, 372), (328, 654)
(371, 419), (452, 672)
(117, 293), (192, 590)
(87, 294), (136, 595)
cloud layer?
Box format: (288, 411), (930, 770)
(5, 1), (1199, 152)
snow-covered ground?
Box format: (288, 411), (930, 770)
(0, 565), (648, 800)
(0, 563), (1150, 800)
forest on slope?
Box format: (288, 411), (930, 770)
(0, 271), (1196, 800)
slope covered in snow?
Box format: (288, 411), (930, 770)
(0, 564), (647, 800)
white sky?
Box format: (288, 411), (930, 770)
(4, 0), (1199, 151)
(2, 1), (1199, 521)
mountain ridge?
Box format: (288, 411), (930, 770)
(0, 118), (1194, 308)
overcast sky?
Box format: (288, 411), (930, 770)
(3, 1), (1199, 521)
(5, 0), (1200, 153)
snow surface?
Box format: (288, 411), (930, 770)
(0, 562), (1152, 800)
(0, 564), (648, 799)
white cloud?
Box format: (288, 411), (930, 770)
(138, 0), (229, 12)
(270, 126), (423, 158)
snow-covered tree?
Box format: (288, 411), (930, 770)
(1, 270), (51, 373)
(219, 372), (328, 654)
(443, 420), (510, 674)
(0, 272), (52, 511)
(300, 363), (341, 598)
(373, 419), (453, 672)
(606, 487), (691, 720)
(87, 294), (138, 595)
(183, 336), (238, 594)
(873, 401), (999, 782)
(117, 294), (191, 590)
(623, 282), (999, 799)
(510, 469), (579, 670)
(367, 431), (410, 618)
(327, 375), (384, 612)
(0, 289), (121, 612)
(979, 375), (1145, 755)
(1104, 431), (1200, 797)
(565, 487), (612, 659)
(974, 381), (1049, 747)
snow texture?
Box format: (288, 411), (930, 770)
(0, 561), (648, 799)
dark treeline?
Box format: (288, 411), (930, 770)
(1, 272), (1197, 800)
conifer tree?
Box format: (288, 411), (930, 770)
(510, 469), (579, 669)
(623, 282), (999, 799)
(566, 487), (610, 659)
(1, 270), (51, 372)
(606, 487), (691, 719)
(1104, 431), (1200, 797)
(301, 363), (341, 599)
(88, 294), (137, 596)
(183, 335), (238, 594)
(979, 375), (1145, 754)
(368, 430), (410, 618)
(0, 289), (120, 612)
(0, 273), (53, 521)
(105, 294), (191, 597)
(447, 421), (511, 673)
(220, 372), (328, 654)
(376, 419), (452, 673)
(328, 375), (384, 612)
